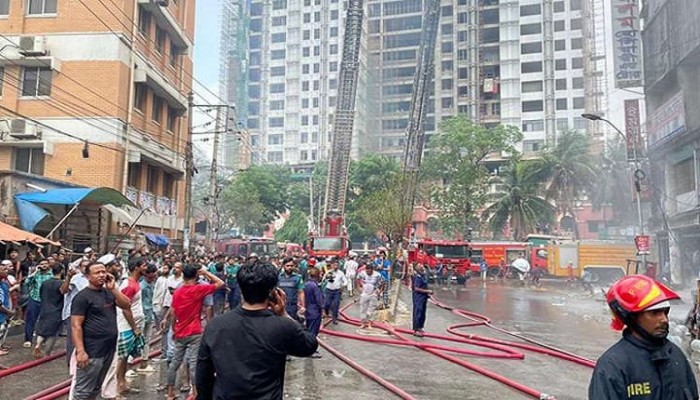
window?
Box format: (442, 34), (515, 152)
(573, 77), (584, 89)
(311, 150), (317, 160)
(313, 80), (319, 90)
(330, 44), (338, 54)
(330, 62), (338, 72)
(571, 0), (582, 11)
(270, 83), (284, 93)
(138, 8), (151, 35)
(128, 163), (141, 187)
(442, 5), (453, 16)
(249, 36), (261, 49)
(303, 30), (310, 40)
(520, 4), (541, 16)
(522, 100), (543, 112)
(268, 134), (283, 145)
(300, 150), (308, 161)
(441, 42), (453, 53)
(169, 43), (180, 67)
(442, 24), (453, 35)
(250, 2), (262, 16)
(302, 98), (309, 108)
(314, 29), (320, 39)
(441, 97), (453, 109)
(271, 50), (286, 60)
(269, 117), (284, 128)
(248, 68), (260, 82)
(270, 100), (284, 110)
(14, 148), (44, 175)
(155, 26), (166, 53)
(313, 46), (320, 56)
(521, 61), (542, 73)
(313, 63), (320, 73)
(482, 27), (499, 43)
(571, 18), (582, 30)
(267, 151), (283, 163)
(555, 39), (565, 51)
(250, 52), (260, 66)
(247, 118), (259, 129)
(27, 0), (56, 14)
(248, 102), (259, 116)
(442, 60), (453, 71)
(481, 8), (499, 24)
(571, 38), (583, 50)
(523, 140), (544, 152)
(313, 97), (320, 107)
(673, 157), (696, 196)
(555, 78), (567, 90)
(270, 66), (285, 76)
(312, 115), (318, 125)
(312, 132), (319, 143)
(556, 98), (567, 110)
(167, 107), (178, 132)
(555, 59), (566, 70)
(249, 85), (260, 98)
(250, 19), (262, 32)
(573, 97), (585, 109)
(557, 118), (569, 131)
(554, 20), (565, 31)
(331, 9), (338, 19)
(301, 116), (309, 126)
(441, 79), (453, 90)
(521, 42), (542, 54)
(163, 173), (174, 197)
(521, 81), (543, 93)
(21, 67), (52, 97)
(572, 57), (583, 69)
(330, 27), (338, 37)
(152, 96), (163, 123)
(573, 117), (586, 130)
(271, 16), (286, 26)
(302, 81), (309, 91)
(522, 120), (544, 132)
(134, 83), (146, 111)
(302, 47), (310, 57)
(520, 23), (541, 35)
(301, 132), (309, 143)
(554, 1), (565, 12)
(272, 0), (286, 9)
(303, 13), (311, 23)
(271, 33), (286, 43)
(314, 11), (320, 22)
(302, 64), (310, 74)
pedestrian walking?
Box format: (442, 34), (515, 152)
(411, 263), (433, 337)
(345, 254), (358, 296)
(23, 258), (53, 348)
(589, 275), (698, 399)
(137, 263), (158, 373)
(479, 259), (488, 282)
(211, 262), (227, 316)
(225, 256), (242, 310)
(357, 263), (383, 329)
(164, 265), (224, 400)
(278, 258), (305, 321)
(322, 259), (347, 325)
(195, 261), (318, 400)
(115, 257), (147, 395)
(60, 259), (90, 365)
(33, 263), (64, 358)
(69, 262), (131, 400)
(374, 252), (392, 306)
(303, 267), (324, 358)
(566, 260), (576, 286)
(0, 262), (16, 357)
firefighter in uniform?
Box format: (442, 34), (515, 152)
(278, 258), (305, 321)
(411, 263), (432, 337)
(589, 275), (698, 400)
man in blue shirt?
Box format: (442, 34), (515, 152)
(411, 263), (432, 337)
(137, 263), (158, 373)
(0, 262), (16, 356)
(374, 251), (392, 307)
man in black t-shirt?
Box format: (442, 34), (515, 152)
(196, 261), (318, 400)
(69, 262), (131, 400)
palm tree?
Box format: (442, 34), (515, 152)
(482, 160), (556, 240)
(526, 130), (598, 238)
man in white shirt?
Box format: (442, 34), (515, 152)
(322, 259), (347, 325)
(356, 263), (384, 329)
(60, 258), (90, 365)
(344, 255), (359, 296)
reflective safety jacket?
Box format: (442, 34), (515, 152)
(588, 330), (698, 400)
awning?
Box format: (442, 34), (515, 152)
(0, 220), (59, 246)
(15, 188), (134, 207)
(145, 233), (170, 247)
(14, 198), (51, 233)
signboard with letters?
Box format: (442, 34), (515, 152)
(611, 0), (643, 88)
(624, 99), (643, 160)
(648, 91), (686, 148)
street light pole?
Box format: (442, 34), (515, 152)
(582, 113), (647, 272)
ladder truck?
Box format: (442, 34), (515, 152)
(306, 0), (364, 259)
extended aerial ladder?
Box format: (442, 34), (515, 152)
(307, 0), (364, 257)
(402, 0), (441, 230)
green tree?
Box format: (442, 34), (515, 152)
(481, 159), (556, 240)
(219, 188), (267, 235)
(424, 115), (523, 237)
(527, 130), (598, 238)
(275, 209), (310, 244)
(355, 177), (413, 248)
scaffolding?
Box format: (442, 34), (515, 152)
(542, 0), (557, 146)
(582, 0), (609, 139)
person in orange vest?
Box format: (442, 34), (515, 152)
(566, 261), (576, 286)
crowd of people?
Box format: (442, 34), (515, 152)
(0, 244), (401, 399)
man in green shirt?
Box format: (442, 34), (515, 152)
(225, 256), (242, 310)
(23, 258), (53, 348)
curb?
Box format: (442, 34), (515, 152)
(378, 279), (401, 322)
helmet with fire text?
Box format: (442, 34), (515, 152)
(606, 274), (680, 331)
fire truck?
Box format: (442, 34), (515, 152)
(469, 241), (548, 277)
(214, 237), (277, 258)
(408, 239), (471, 283)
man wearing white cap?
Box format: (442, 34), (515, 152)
(69, 247), (95, 271)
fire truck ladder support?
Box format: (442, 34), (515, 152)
(402, 0), (441, 209)
(323, 0), (364, 223)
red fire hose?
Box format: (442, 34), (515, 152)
(0, 351), (66, 380)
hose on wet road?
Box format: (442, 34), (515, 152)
(0, 351), (66, 380)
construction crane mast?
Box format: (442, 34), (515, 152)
(402, 0), (441, 222)
(307, 0), (364, 258)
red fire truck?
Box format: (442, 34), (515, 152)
(214, 237), (277, 258)
(407, 239), (471, 283)
(469, 241), (549, 277)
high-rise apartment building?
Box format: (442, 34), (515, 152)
(221, 0), (369, 166)
(0, 0), (193, 249)
(367, 0), (607, 159)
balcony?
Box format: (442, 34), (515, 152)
(126, 187), (178, 215)
(137, 0), (191, 50)
(133, 61), (188, 110)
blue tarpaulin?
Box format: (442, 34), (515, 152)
(145, 233), (169, 247)
(15, 187), (135, 232)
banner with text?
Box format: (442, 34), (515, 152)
(611, 0), (643, 88)
(648, 91), (686, 148)
(624, 99), (643, 160)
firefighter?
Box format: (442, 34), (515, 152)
(588, 275), (698, 400)
(411, 263), (432, 337)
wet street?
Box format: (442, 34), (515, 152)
(0, 279), (693, 400)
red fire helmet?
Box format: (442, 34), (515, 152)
(606, 275), (680, 330)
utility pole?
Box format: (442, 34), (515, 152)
(183, 92), (194, 252)
(205, 106), (222, 249)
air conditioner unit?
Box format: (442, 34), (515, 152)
(9, 119), (41, 139)
(18, 36), (47, 57)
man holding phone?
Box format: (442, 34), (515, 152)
(196, 261), (318, 399)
